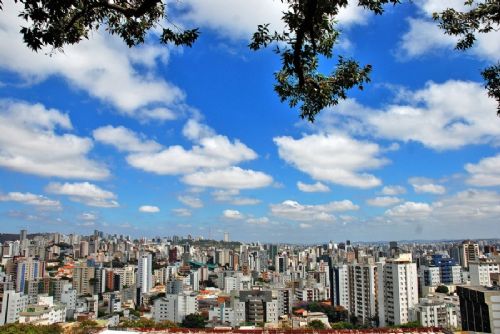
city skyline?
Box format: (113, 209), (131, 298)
(1, 1), (500, 243)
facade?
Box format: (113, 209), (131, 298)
(469, 260), (500, 286)
(15, 257), (45, 293)
(72, 262), (95, 295)
(457, 285), (500, 333)
(152, 293), (198, 323)
(377, 254), (418, 327)
(352, 263), (378, 325)
(0, 290), (28, 325)
(137, 252), (153, 294)
(459, 240), (480, 269)
(332, 264), (350, 310)
(411, 298), (459, 329)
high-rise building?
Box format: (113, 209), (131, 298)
(137, 252), (153, 294)
(457, 285), (500, 333)
(377, 254), (418, 327)
(15, 257), (45, 293)
(459, 240), (480, 269)
(152, 293), (198, 323)
(469, 260), (500, 286)
(19, 230), (27, 242)
(351, 263), (378, 325)
(224, 232), (229, 243)
(79, 241), (89, 258)
(0, 290), (28, 325)
(332, 264), (350, 310)
(72, 262), (95, 295)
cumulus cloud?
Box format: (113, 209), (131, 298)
(0, 2), (185, 120)
(299, 223), (312, 229)
(223, 209), (245, 220)
(0, 192), (60, 208)
(183, 167), (273, 189)
(319, 80), (499, 150)
(126, 120), (257, 175)
(366, 196), (402, 207)
(78, 212), (98, 221)
(385, 201), (432, 218)
(274, 133), (386, 188)
(178, 195), (203, 208)
(93, 125), (162, 153)
(409, 177), (446, 194)
(465, 154), (500, 187)
(399, 1), (500, 62)
(176, 0), (368, 41)
(212, 189), (261, 205)
(46, 182), (119, 208)
(270, 199), (358, 222)
(297, 181), (330, 193)
(139, 205), (160, 213)
(381, 185), (407, 195)
(0, 100), (109, 180)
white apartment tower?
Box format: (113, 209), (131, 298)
(137, 252), (153, 294)
(352, 263), (378, 325)
(377, 254), (418, 327)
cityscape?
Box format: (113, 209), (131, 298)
(1, 0), (500, 333)
(0, 230), (499, 333)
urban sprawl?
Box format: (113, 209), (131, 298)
(1, 230), (499, 333)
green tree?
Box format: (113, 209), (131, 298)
(433, 0), (500, 115)
(0, 323), (63, 334)
(181, 313), (207, 328)
(0, 0), (498, 119)
(435, 285), (449, 294)
(308, 320), (326, 329)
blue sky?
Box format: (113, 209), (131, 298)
(0, 0), (499, 243)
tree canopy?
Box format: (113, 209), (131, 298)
(1, 0), (498, 119)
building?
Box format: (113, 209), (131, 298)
(459, 240), (480, 269)
(72, 262), (95, 295)
(332, 264), (350, 310)
(224, 232), (229, 243)
(377, 254), (418, 327)
(15, 257), (45, 293)
(0, 290), (28, 325)
(411, 298), (459, 329)
(469, 260), (500, 286)
(234, 290), (279, 325)
(208, 304), (236, 326)
(152, 293), (198, 323)
(137, 252), (153, 294)
(351, 263), (378, 325)
(457, 285), (500, 333)
(19, 296), (66, 325)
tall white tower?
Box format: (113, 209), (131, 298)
(137, 252), (153, 293)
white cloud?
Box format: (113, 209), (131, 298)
(178, 195), (203, 208)
(366, 196), (402, 207)
(399, 19), (458, 58)
(0, 2), (185, 120)
(385, 201), (432, 217)
(212, 189), (261, 205)
(409, 177), (446, 194)
(183, 167), (273, 189)
(399, 0), (500, 62)
(274, 133), (386, 188)
(432, 189), (500, 219)
(45, 182), (119, 208)
(93, 125), (162, 153)
(246, 216), (270, 225)
(297, 181), (330, 193)
(323, 81), (499, 150)
(381, 185), (407, 195)
(177, 0), (369, 42)
(139, 205), (160, 213)
(172, 208), (192, 217)
(465, 154), (500, 186)
(223, 209), (244, 220)
(78, 212), (98, 221)
(127, 120), (257, 175)
(0, 192), (60, 208)
(0, 100), (109, 180)
(270, 199), (358, 222)
(299, 223), (312, 229)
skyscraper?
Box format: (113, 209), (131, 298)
(137, 252), (153, 294)
(377, 254), (418, 327)
(224, 232), (229, 242)
(19, 229), (27, 242)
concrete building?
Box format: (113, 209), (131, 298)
(0, 290), (28, 325)
(234, 290), (279, 325)
(459, 240), (480, 269)
(137, 252), (153, 294)
(352, 263), (378, 325)
(377, 254), (418, 327)
(457, 285), (500, 333)
(152, 292), (198, 323)
(332, 264), (350, 310)
(469, 260), (500, 286)
(15, 257), (45, 293)
(72, 262), (95, 295)
(411, 298), (459, 329)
